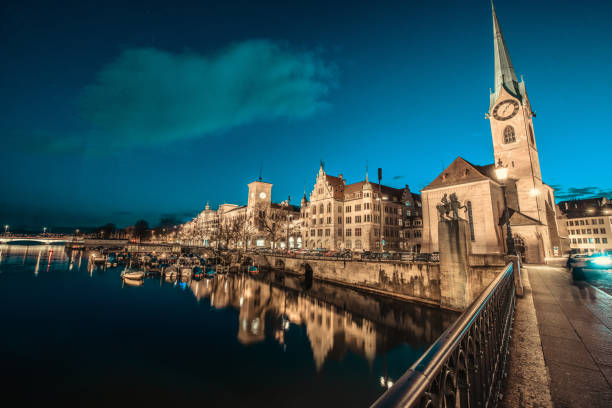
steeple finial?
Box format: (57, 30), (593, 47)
(365, 161), (369, 183)
(491, 0), (519, 98)
(258, 160), (263, 181)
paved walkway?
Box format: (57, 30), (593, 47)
(527, 265), (612, 408)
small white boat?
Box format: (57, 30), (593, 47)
(121, 270), (145, 280)
(90, 252), (106, 264)
(123, 278), (144, 287)
(180, 267), (192, 278)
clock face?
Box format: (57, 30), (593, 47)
(492, 100), (519, 121)
(259, 192), (267, 199)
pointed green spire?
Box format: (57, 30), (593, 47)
(492, 1), (519, 98)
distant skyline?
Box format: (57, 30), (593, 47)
(1, 0), (611, 228)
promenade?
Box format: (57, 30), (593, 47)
(505, 264), (612, 407)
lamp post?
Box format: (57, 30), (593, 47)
(43, 227), (47, 236)
(286, 195), (291, 253)
(4, 225), (8, 235)
(378, 168), (383, 252)
(495, 161), (515, 255)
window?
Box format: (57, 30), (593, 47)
(345, 206), (351, 212)
(398, 219), (403, 226)
(602, 228), (607, 234)
(313, 218), (316, 225)
(346, 229), (352, 237)
(578, 238), (582, 243)
(595, 238), (601, 244)
(325, 229), (330, 237)
(365, 203), (370, 210)
(310, 229), (315, 236)
(587, 229), (592, 234)
(327, 203), (331, 213)
(354, 240), (362, 249)
(406, 231), (411, 238)
(603, 238), (608, 244)
(572, 238), (577, 244)
(582, 229), (586, 234)
(345, 240), (351, 249)
(503, 126), (516, 143)
(580, 220), (585, 225)
(355, 228), (362, 237)
(569, 221), (574, 226)
(319, 218), (323, 225)
(599, 219), (605, 224)
(313, 207), (316, 215)
(319, 204), (324, 213)
(366, 214), (371, 222)
(317, 229), (323, 237)
(415, 230), (422, 238)
(338, 228), (342, 236)
(346, 217), (352, 224)
(355, 204), (361, 211)
(327, 217), (331, 224)
(355, 215), (362, 223)
(338, 205), (342, 212)
(338, 216), (342, 223)
(585, 219), (590, 225)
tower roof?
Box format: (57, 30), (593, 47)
(492, 1), (520, 99)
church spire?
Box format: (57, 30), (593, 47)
(491, 1), (519, 99)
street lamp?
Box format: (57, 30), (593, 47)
(43, 227), (47, 235)
(495, 160), (515, 255)
(4, 225), (8, 234)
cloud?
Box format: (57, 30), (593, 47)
(65, 40), (334, 151)
(552, 185), (612, 201)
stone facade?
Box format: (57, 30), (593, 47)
(421, 5), (562, 264)
(300, 165), (422, 252)
(558, 197), (612, 254)
(179, 179), (301, 249)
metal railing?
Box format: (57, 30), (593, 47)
(371, 262), (516, 408)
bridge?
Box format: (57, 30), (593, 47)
(0, 235), (73, 244)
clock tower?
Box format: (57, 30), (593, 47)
(247, 179), (272, 209)
(488, 1), (544, 223)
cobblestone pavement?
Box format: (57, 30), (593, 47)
(527, 265), (612, 408)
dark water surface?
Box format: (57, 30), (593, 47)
(0, 245), (456, 407)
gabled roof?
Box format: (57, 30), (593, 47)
(422, 157), (496, 191)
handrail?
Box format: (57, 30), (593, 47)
(371, 262), (516, 408)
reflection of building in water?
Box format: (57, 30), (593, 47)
(190, 272), (453, 371)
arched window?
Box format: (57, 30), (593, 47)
(503, 126), (515, 144)
(466, 201), (475, 241)
(327, 203), (331, 213)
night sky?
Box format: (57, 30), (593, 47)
(1, 0), (611, 229)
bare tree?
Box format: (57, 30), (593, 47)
(255, 203), (290, 250)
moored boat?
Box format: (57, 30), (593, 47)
(121, 270), (145, 280)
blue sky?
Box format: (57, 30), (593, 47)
(1, 0), (611, 229)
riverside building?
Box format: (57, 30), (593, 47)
(558, 197), (612, 254)
(420, 3), (562, 263)
(300, 164), (422, 252)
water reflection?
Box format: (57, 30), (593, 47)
(190, 271), (456, 371)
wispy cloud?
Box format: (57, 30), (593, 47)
(9, 40), (336, 153)
(552, 185), (612, 201)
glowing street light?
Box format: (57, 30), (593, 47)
(4, 225), (8, 234)
(495, 160), (515, 255)
(43, 227), (47, 235)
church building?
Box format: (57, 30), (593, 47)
(421, 2), (561, 263)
